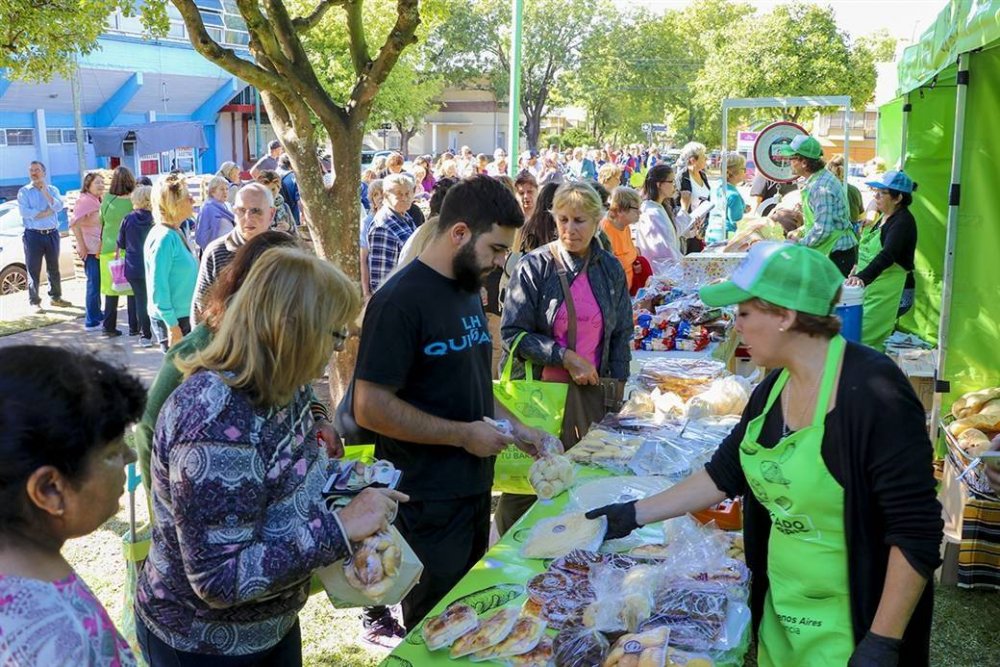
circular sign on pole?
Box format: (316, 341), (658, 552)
(752, 121), (808, 183)
(641, 123), (651, 133)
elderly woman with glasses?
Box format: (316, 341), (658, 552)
(498, 181), (632, 534)
(600, 186), (642, 291)
(135, 248), (402, 666)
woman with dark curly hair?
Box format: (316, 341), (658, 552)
(0, 346), (145, 665)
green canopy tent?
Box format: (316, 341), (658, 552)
(877, 0), (1000, 439)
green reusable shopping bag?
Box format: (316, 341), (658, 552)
(492, 332), (568, 494)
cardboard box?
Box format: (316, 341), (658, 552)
(893, 349), (937, 412)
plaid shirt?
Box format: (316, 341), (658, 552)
(367, 206), (416, 294)
(800, 168), (858, 252)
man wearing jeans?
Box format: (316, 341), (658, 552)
(17, 161), (71, 311)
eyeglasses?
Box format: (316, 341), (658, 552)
(331, 327), (348, 351)
(234, 206), (266, 217)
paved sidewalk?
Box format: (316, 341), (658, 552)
(0, 280), (166, 386)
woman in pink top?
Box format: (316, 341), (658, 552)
(0, 345), (143, 666)
(498, 182), (633, 533)
(70, 171), (106, 330)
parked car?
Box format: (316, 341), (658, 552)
(0, 201), (74, 296)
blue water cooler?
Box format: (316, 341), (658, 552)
(835, 284), (864, 343)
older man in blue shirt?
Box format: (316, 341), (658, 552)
(17, 161), (71, 310)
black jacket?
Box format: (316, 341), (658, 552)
(499, 239), (632, 381)
(856, 207), (917, 290)
(705, 342), (942, 664)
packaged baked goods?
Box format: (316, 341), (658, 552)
(628, 544), (671, 560)
(451, 607), (520, 658)
(952, 387), (1000, 420)
(643, 583), (731, 652)
(568, 429), (644, 471)
(528, 570), (576, 604)
(509, 635), (555, 667)
(553, 626), (610, 667)
(421, 602), (480, 651)
(343, 529), (402, 598)
(521, 512), (607, 559)
(529, 454), (575, 500)
(666, 649), (715, 667)
(603, 626), (670, 667)
(958, 428), (993, 457)
(470, 616), (547, 661)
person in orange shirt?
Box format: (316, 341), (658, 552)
(600, 186), (642, 290)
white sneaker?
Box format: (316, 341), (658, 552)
(138, 337), (154, 348)
(84, 324), (102, 332)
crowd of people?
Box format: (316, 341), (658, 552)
(1, 132), (954, 666)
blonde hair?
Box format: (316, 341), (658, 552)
(151, 173), (190, 227)
(724, 151), (746, 178)
(495, 174), (516, 195)
(552, 182), (603, 226)
(207, 175), (230, 199)
(598, 163), (621, 190)
(130, 185), (152, 210)
(394, 220), (436, 271)
(217, 161), (239, 182)
(177, 248), (361, 407)
(609, 186), (641, 212)
(386, 152), (404, 169)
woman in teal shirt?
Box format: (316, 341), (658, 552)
(144, 173), (199, 352)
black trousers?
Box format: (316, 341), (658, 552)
(494, 492), (536, 537)
(395, 492), (491, 630)
(830, 246), (859, 278)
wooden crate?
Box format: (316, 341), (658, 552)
(890, 348), (937, 412)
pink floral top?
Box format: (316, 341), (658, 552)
(0, 572), (136, 666)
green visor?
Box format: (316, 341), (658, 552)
(699, 242), (844, 316)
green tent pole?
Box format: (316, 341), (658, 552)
(254, 88), (262, 159)
(930, 52), (970, 443)
(507, 0), (523, 177)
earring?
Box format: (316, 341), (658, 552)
(778, 327), (786, 333)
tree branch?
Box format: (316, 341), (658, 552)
(345, 0), (370, 76)
(292, 0), (347, 32)
(348, 0), (420, 114)
(171, 0), (291, 96)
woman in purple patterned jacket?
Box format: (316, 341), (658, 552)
(135, 248), (406, 665)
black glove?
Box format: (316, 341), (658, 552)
(585, 500), (639, 539)
(848, 631), (902, 667)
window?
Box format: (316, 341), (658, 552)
(0, 132), (5, 147)
(5, 129), (34, 146)
(62, 129), (77, 143)
(829, 114), (844, 129)
(47, 129), (63, 144)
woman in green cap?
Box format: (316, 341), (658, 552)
(587, 242), (942, 667)
(845, 170), (918, 349)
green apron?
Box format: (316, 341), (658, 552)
(857, 222), (908, 349)
(800, 186), (851, 257)
(739, 335), (854, 667)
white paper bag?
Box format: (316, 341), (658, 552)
(315, 525), (423, 608)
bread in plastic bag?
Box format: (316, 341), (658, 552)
(603, 625), (670, 667)
(529, 454), (575, 500)
(666, 648), (716, 666)
(342, 529), (402, 598)
(451, 607), (520, 658)
(421, 602), (479, 651)
(521, 512), (607, 559)
(686, 376), (751, 419)
(508, 635), (554, 667)
(580, 563), (656, 634)
(553, 625), (610, 667)
(642, 582), (733, 652)
(470, 615), (546, 661)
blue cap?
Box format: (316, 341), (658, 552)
(865, 170), (914, 193)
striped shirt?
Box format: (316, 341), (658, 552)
(191, 228), (245, 324)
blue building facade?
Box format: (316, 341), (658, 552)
(0, 1), (272, 198)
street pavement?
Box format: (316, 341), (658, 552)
(0, 277), (166, 386)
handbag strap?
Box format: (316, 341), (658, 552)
(548, 242), (590, 352)
(500, 330), (535, 383)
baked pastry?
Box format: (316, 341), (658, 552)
(603, 625), (670, 667)
(628, 544), (671, 560)
(952, 387), (1000, 419)
(342, 530), (401, 598)
(510, 635), (555, 667)
(469, 616), (546, 661)
(421, 602), (479, 651)
(958, 429), (993, 457)
(554, 627), (610, 667)
(521, 512), (606, 559)
(450, 607), (519, 658)
(667, 648), (715, 667)
(527, 570), (573, 604)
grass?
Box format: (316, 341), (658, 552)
(0, 311), (78, 336)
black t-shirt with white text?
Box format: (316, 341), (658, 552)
(354, 260), (495, 500)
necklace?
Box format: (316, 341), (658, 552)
(781, 370), (822, 436)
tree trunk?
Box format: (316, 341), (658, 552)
(525, 113), (541, 151)
(398, 126), (415, 159)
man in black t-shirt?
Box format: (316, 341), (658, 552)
(354, 175), (548, 630)
(750, 172), (798, 215)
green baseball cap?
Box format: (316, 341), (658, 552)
(775, 135), (824, 160)
(699, 242), (844, 316)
